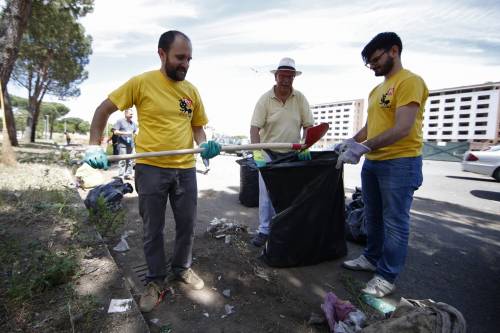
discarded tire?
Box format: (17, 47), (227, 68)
(236, 158), (259, 207)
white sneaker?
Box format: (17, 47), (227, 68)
(342, 255), (376, 272)
(362, 276), (395, 297)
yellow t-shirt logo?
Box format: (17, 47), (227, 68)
(379, 87), (394, 109)
(179, 98), (193, 119)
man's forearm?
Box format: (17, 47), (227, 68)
(302, 126), (311, 140)
(90, 111), (110, 145)
(250, 126), (260, 144)
(353, 126), (367, 143)
(364, 128), (408, 151)
(192, 126), (207, 145)
(363, 104), (418, 151)
(89, 99), (117, 145)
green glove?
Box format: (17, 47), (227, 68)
(200, 140), (221, 159)
(297, 149), (311, 161)
(84, 145), (109, 169)
(253, 150), (267, 167)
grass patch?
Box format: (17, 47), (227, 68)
(87, 195), (125, 236)
(0, 163), (103, 331)
(1, 237), (78, 304)
(0, 188), (82, 226)
(339, 273), (372, 314)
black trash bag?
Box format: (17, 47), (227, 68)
(345, 187), (364, 217)
(345, 208), (367, 244)
(236, 157), (259, 207)
(84, 178), (134, 212)
(351, 186), (363, 202)
(259, 151), (347, 267)
(345, 188), (367, 244)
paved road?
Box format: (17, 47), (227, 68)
(196, 155), (499, 333)
(343, 158), (500, 214)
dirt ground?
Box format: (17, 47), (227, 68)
(0, 143), (379, 333)
(94, 155), (379, 333)
(2, 142), (497, 332)
(0, 143), (148, 332)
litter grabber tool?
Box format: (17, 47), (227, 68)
(105, 122), (329, 162)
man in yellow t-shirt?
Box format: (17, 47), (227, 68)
(339, 32), (428, 297)
(249, 57), (314, 247)
(84, 30), (221, 312)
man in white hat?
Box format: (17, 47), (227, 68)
(249, 57), (314, 247)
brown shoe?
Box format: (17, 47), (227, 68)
(139, 281), (165, 312)
(167, 268), (204, 290)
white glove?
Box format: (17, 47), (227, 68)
(333, 138), (356, 154)
(336, 142), (371, 169)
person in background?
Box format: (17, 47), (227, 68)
(249, 57), (314, 247)
(107, 127), (119, 156)
(339, 32), (428, 297)
(83, 30), (221, 312)
(64, 131), (71, 145)
(113, 109), (137, 179)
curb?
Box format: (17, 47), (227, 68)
(70, 169), (150, 333)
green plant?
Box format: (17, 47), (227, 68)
(5, 241), (78, 303)
(67, 290), (103, 332)
(60, 150), (71, 165)
(88, 195), (125, 236)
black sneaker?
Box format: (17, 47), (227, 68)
(251, 233), (268, 247)
(166, 268), (204, 290)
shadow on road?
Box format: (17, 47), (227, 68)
(405, 197), (500, 333)
(446, 175), (496, 182)
(470, 190), (500, 202)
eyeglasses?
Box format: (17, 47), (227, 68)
(365, 50), (387, 68)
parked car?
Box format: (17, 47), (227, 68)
(461, 145), (500, 181)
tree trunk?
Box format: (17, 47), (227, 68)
(30, 113), (38, 142)
(1, 80), (16, 166)
(0, 0), (32, 147)
(3, 90), (18, 146)
(28, 96), (41, 142)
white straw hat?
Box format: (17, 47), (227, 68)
(270, 57), (302, 76)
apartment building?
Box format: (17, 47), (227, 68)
(310, 99), (364, 148)
(424, 82), (500, 145)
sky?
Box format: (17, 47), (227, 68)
(6, 0), (500, 135)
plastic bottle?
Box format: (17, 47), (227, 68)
(361, 294), (396, 315)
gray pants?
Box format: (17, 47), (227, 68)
(118, 144), (133, 177)
(135, 164), (198, 282)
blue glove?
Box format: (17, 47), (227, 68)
(84, 145), (109, 169)
(336, 142), (371, 169)
(297, 149), (312, 161)
(253, 150), (267, 168)
(200, 140), (221, 159)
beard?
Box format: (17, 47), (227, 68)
(164, 62), (187, 81)
(374, 57), (394, 77)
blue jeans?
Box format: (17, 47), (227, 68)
(257, 171), (276, 235)
(361, 156), (423, 283)
(257, 151), (275, 235)
(118, 143), (133, 177)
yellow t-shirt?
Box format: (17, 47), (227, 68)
(250, 87), (314, 152)
(365, 69), (428, 160)
(109, 70), (208, 168)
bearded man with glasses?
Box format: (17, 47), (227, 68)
(338, 32), (428, 298)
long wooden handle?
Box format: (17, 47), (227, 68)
(107, 142), (304, 162)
